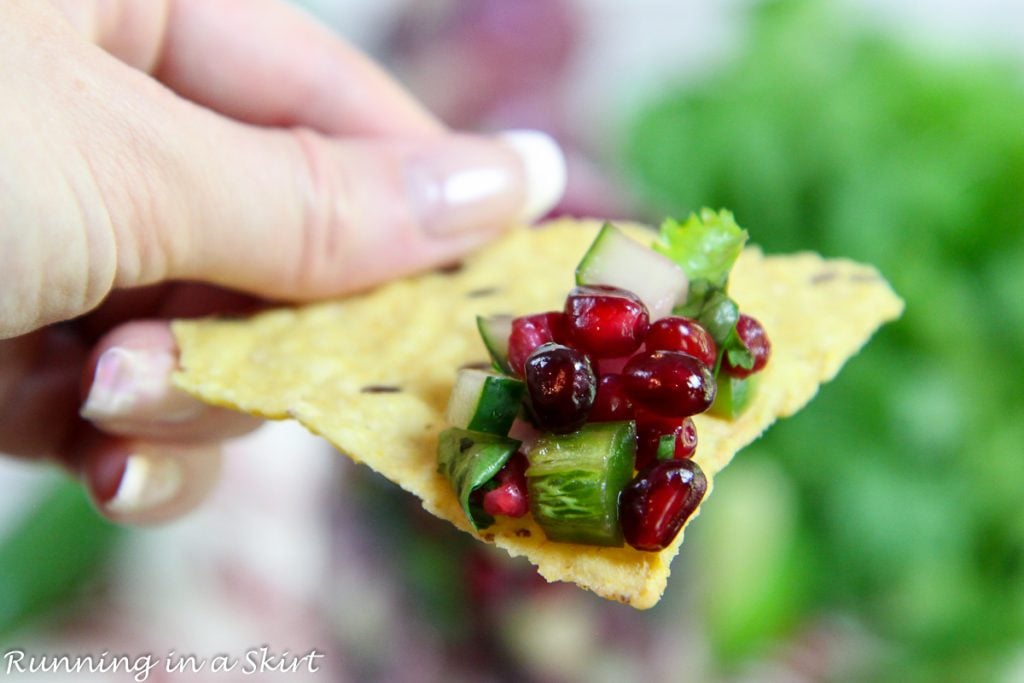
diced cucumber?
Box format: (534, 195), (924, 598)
(656, 434), (676, 461)
(575, 223), (688, 320)
(437, 427), (521, 530)
(709, 374), (757, 420)
(445, 368), (524, 436)
(526, 421), (636, 547)
(477, 314), (514, 374)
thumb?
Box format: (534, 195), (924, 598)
(2, 1), (567, 335)
(139, 117), (567, 300)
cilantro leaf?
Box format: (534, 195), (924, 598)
(657, 210), (755, 377)
(654, 209), (748, 288)
(676, 287), (754, 374)
(695, 289), (740, 347)
(721, 326), (755, 372)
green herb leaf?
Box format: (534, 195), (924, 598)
(725, 346), (755, 370)
(654, 209), (748, 288)
(674, 282), (754, 374)
(659, 211), (754, 378)
(675, 279), (714, 319)
(437, 427), (520, 530)
(696, 290), (740, 346)
(721, 325), (755, 372)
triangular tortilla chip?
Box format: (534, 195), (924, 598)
(172, 219), (903, 608)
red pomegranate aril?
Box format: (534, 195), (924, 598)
(524, 343), (597, 433)
(508, 312), (568, 377)
(589, 374), (635, 422)
(564, 285), (649, 358)
(597, 354), (633, 376)
(623, 350), (716, 417)
(644, 316), (717, 368)
(620, 459), (707, 551)
(635, 409), (697, 469)
(722, 314), (771, 378)
(481, 452), (530, 518)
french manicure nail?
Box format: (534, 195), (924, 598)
(409, 130), (567, 236)
(497, 129), (567, 224)
(81, 347), (203, 425)
(105, 453), (183, 514)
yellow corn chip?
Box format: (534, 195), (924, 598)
(172, 219), (903, 608)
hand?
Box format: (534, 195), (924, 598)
(0, 0), (566, 524)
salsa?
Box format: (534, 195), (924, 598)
(437, 210), (771, 551)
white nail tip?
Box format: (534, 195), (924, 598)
(81, 348), (143, 419)
(498, 129), (567, 224)
(106, 454), (183, 514)
(80, 347), (202, 423)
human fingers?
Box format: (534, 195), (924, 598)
(79, 321), (261, 443)
(77, 430), (222, 525)
(50, 0), (442, 135)
(3, 2), (565, 336)
(0, 312), (251, 525)
(0, 302), (260, 467)
(0, 330), (85, 458)
(74, 319), (258, 525)
(72, 282), (263, 342)
(162, 128), (566, 300)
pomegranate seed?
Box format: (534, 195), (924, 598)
(524, 343), (597, 433)
(589, 374), (635, 422)
(623, 350), (716, 417)
(620, 459), (707, 551)
(597, 354), (632, 376)
(722, 314), (771, 378)
(564, 285), (649, 358)
(644, 316), (717, 367)
(635, 409), (697, 469)
(508, 312), (567, 377)
(481, 452), (530, 518)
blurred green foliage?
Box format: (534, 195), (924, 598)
(0, 477), (121, 639)
(625, 1), (1024, 679)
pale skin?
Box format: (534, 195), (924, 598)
(0, 0), (563, 523)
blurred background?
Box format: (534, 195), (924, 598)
(3, 0), (1024, 680)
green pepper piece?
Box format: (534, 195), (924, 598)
(709, 374), (758, 420)
(437, 427), (521, 530)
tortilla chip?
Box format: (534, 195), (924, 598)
(172, 219), (903, 609)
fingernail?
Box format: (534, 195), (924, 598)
(497, 129), (567, 224)
(81, 347), (203, 425)
(104, 453), (183, 515)
(85, 442), (222, 525)
(409, 130), (566, 236)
